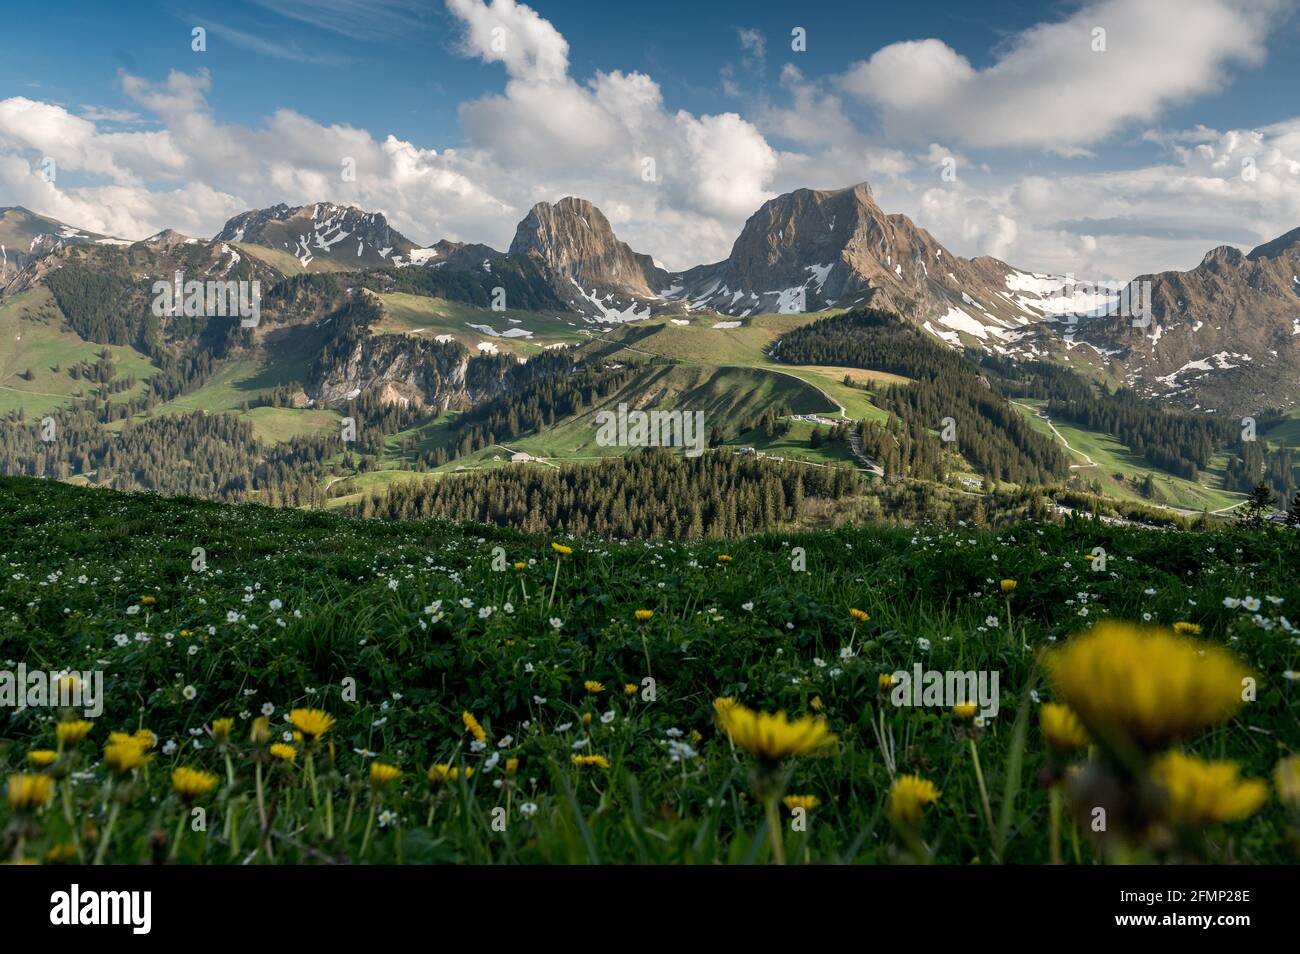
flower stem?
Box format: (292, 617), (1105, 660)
(764, 796), (786, 865)
(169, 809), (187, 861)
(968, 736), (996, 844)
(360, 800), (377, 859)
(1049, 785), (1064, 865)
(547, 558), (562, 610)
(93, 800), (120, 865)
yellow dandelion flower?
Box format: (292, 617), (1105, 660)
(888, 774), (941, 826)
(1274, 755), (1300, 809)
(210, 718), (234, 743)
(878, 673), (896, 690)
(513, 561), (527, 571)
(505, 758), (519, 776)
(103, 740), (151, 774)
(582, 712), (592, 727)
(551, 542), (573, 555)
(250, 716), (272, 745)
(56, 720), (93, 747)
(140, 596), (157, 606)
(427, 763), (473, 784)
(1173, 621), (1202, 635)
(27, 750), (58, 768)
(690, 729), (702, 745)
(269, 743), (297, 762)
(7, 773), (55, 812)
(1039, 703), (1089, 752)
(43, 844), (78, 864)
(584, 680), (605, 694)
(623, 683), (638, 696)
(952, 702), (978, 719)
(715, 701), (838, 762)
(810, 695), (823, 712)
(288, 708), (335, 741)
(1151, 751), (1269, 826)
(717, 554), (732, 563)
(635, 609), (654, 622)
(1000, 579), (1017, 593)
(462, 710), (487, 744)
(1044, 621), (1251, 750)
(712, 696), (738, 716)
(369, 762), (402, 787)
(133, 729), (155, 749)
(572, 754), (610, 769)
(171, 767), (219, 801)
(849, 608), (870, 622)
(782, 794), (820, 811)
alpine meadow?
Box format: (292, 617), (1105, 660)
(1, 0), (1299, 905)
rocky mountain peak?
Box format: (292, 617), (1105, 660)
(509, 197), (668, 301)
(215, 202), (420, 268)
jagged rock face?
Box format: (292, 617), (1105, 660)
(308, 334), (511, 411)
(0, 207), (115, 291)
(215, 203), (423, 269)
(1075, 233), (1300, 413)
(664, 184), (1071, 350)
(510, 197), (669, 320)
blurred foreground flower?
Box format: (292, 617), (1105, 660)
(1045, 621), (1250, 752)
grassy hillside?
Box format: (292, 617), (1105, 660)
(1, 475), (1295, 865)
(374, 292), (587, 355)
(0, 288), (156, 415)
(1011, 398), (1243, 512)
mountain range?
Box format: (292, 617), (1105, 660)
(2, 181), (1298, 419)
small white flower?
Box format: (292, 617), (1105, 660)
(519, 802), (538, 817)
(1223, 597), (1241, 609)
(555, 722), (573, 732)
(1243, 596), (1261, 612)
(188, 644), (199, 656)
(114, 633), (129, 646)
(460, 597), (474, 609)
(378, 810), (396, 828)
(162, 740), (178, 755)
(916, 637), (931, 651)
(742, 601), (754, 612)
(985, 615), (1000, 628)
(261, 702), (274, 716)
(600, 710), (616, 724)
(269, 598), (283, 611)
(182, 685), (197, 700)
(549, 617), (563, 631)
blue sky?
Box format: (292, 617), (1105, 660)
(3, 0), (1299, 278)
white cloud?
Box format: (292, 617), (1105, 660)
(839, 0), (1281, 151)
(0, 0), (1296, 286)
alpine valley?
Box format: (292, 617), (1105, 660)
(2, 182), (1297, 535)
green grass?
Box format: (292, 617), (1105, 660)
(1, 474), (1296, 865)
(0, 288), (156, 415)
(375, 293), (587, 356)
(728, 419), (861, 468)
(1011, 399), (1243, 512)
